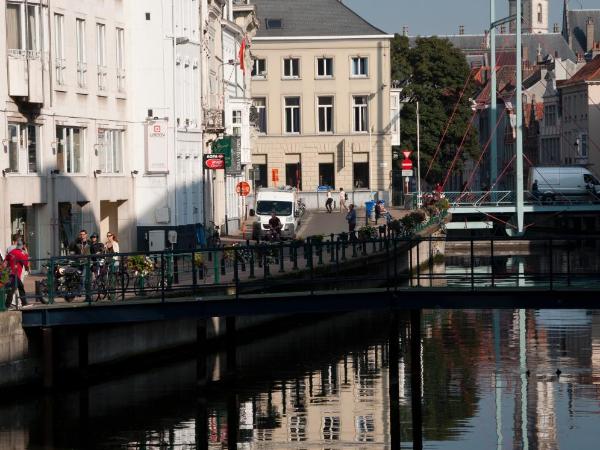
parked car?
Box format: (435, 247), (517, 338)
(528, 166), (600, 201)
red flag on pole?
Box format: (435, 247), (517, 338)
(238, 38), (246, 74)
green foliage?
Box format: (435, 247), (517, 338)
(357, 225), (378, 240)
(193, 253), (205, 268)
(400, 210), (427, 232)
(127, 255), (154, 276)
(391, 35), (480, 185)
(0, 262), (10, 288)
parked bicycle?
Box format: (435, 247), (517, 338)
(206, 221), (222, 247)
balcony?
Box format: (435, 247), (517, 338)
(203, 109), (225, 133)
(7, 49), (44, 104)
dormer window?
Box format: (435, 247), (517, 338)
(265, 18), (282, 30)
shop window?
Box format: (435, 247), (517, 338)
(286, 162), (302, 190)
(319, 163), (335, 189)
(353, 161), (369, 189)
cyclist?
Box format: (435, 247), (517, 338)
(268, 212), (283, 239)
(90, 233), (106, 278)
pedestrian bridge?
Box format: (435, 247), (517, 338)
(446, 190), (600, 215)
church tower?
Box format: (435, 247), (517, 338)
(509, 0), (549, 34)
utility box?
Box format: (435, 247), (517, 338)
(148, 230), (166, 252)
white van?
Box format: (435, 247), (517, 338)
(255, 188), (300, 238)
(528, 166), (600, 200)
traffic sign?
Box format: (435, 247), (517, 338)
(402, 150), (412, 159)
(402, 158), (413, 170)
(236, 181), (251, 196)
(402, 169), (414, 177)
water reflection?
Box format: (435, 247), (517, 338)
(1, 308), (600, 449)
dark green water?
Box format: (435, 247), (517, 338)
(1, 307), (600, 449)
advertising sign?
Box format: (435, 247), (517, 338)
(229, 136), (242, 175)
(212, 137), (232, 167)
(145, 119), (169, 173)
(203, 153), (225, 170)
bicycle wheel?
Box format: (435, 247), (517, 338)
(92, 277), (107, 301)
(133, 275), (146, 296)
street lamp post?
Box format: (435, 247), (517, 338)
(416, 101), (422, 208)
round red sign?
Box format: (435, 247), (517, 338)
(236, 181), (251, 196)
(205, 158), (225, 170)
(402, 158), (413, 170)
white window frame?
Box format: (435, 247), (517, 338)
(6, 2), (41, 54)
(56, 126), (84, 174)
(232, 110), (242, 136)
(352, 95), (369, 133)
(283, 57), (300, 79)
(54, 13), (66, 86)
(351, 56), (368, 78)
(251, 58), (267, 79)
(284, 96), (301, 134)
(96, 23), (107, 91)
(253, 97), (267, 133)
(316, 57), (333, 78)
(116, 27), (125, 92)
(317, 96), (334, 133)
(76, 19), (87, 88)
(7, 122), (40, 174)
(97, 129), (123, 174)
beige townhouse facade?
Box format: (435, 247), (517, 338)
(250, 0), (393, 199)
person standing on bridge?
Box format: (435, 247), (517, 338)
(346, 204), (357, 236)
(532, 179), (539, 201)
(5, 241), (30, 309)
(325, 190), (334, 213)
(339, 188), (348, 212)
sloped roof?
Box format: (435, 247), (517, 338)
(253, 0), (387, 38)
(558, 54), (600, 87)
(409, 33), (576, 65)
(566, 10), (600, 57)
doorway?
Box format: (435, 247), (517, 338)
(10, 205), (39, 269)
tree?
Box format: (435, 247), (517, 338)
(391, 35), (480, 186)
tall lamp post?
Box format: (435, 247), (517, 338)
(416, 101), (422, 208)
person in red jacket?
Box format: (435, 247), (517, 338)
(5, 241), (30, 309)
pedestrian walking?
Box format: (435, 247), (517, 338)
(346, 203), (357, 235)
(71, 229), (91, 255)
(105, 232), (120, 254)
(339, 188), (348, 212)
(5, 240), (30, 309)
(325, 190), (333, 213)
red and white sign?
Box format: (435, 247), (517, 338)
(402, 158), (413, 170)
(204, 153), (225, 170)
(402, 150), (412, 159)
(236, 181), (251, 196)
(146, 119), (169, 173)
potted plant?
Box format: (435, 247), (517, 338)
(0, 262), (10, 311)
(193, 252), (206, 279)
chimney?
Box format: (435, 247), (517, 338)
(553, 23), (560, 33)
(537, 43), (544, 64)
(587, 17), (595, 52)
(402, 26), (408, 37)
(459, 25), (465, 35)
(523, 45), (529, 64)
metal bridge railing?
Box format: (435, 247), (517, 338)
(2, 234), (599, 311)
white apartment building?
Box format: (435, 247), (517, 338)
(1, 0), (134, 262)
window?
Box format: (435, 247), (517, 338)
(97, 129), (123, 174)
(116, 28), (125, 92)
(541, 137), (560, 163)
(322, 416), (340, 441)
(283, 58), (300, 78)
(544, 104), (556, 127)
(353, 159), (370, 189)
(7, 123), (39, 173)
(56, 126), (84, 173)
(351, 57), (368, 77)
(265, 18), (282, 29)
(537, 4), (543, 24)
(318, 96), (334, 133)
(319, 162), (335, 188)
(232, 110), (242, 136)
(317, 57), (333, 78)
(54, 14), (65, 85)
(96, 23), (107, 91)
(353, 96), (369, 132)
(253, 163), (268, 188)
(580, 134), (588, 157)
(285, 97), (301, 133)
(286, 163), (302, 190)
(6, 2), (40, 52)
(251, 58), (266, 78)
(76, 19), (87, 88)
(253, 97), (267, 133)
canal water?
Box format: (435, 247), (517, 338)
(1, 306), (600, 449)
